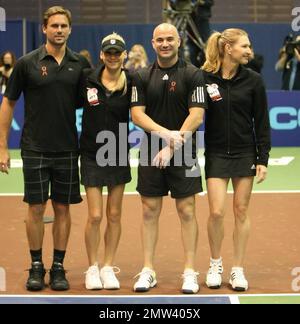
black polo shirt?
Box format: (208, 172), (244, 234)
(4, 45), (90, 152)
(131, 59), (207, 158)
(131, 59), (206, 128)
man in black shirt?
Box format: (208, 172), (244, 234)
(0, 6), (90, 291)
(131, 23), (206, 294)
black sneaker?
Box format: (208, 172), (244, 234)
(26, 261), (46, 291)
(49, 262), (70, 291)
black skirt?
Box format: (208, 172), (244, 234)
(80, 154), (131, 187)
(205, 154), (257, 179)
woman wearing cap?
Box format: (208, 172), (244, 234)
(202, 29), (271, 291)
(80, 32), (131, 290)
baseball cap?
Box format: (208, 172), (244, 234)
(101, 38), (126, 52)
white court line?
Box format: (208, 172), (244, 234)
(8, 156), (296, 169)
(229, 295), (240, 304)
(233, 293), (300, 297)
(0, 294), (220, 298)
(235, 190), (300, 194)
(1, 191), (300, 197)
(0, 293), (299, 298)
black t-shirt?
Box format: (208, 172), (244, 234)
(131, 59), (207, 159)
(80, 66), (131, 159)
(131, 59), (206, 128)
(4, 45), (90, 152)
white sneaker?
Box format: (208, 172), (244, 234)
(100, 266), (120, 290)
(85, 263), (102, 290)
(133, 267), (157, 292)
(229, 267), (248, 291)
(206, 257), (223, 289)
(182, 269), (200, 294)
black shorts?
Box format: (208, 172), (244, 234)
(137, 163), (203, 199)
(205, 154), (257, 179)
(80, 154), (131, 187)
(21, 150), (82, 205)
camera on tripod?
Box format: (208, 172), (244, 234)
(163, 0), (205, 51)
(169, 0), (196, 12)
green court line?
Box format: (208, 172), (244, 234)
(1, 148), (299, 194)
(239, 296), (300, 304)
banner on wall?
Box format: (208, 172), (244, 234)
(267, 91), (300, 146)
(1, 91), (300, 149)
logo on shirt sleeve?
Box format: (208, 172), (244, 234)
(131, 86), (139, 103)
(87, 88), (100, 106)
(191, 86), (205, 103)
(206, 83), (222, 102)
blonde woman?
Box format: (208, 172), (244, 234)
(202, 29), (271, 291)
(80, 33), (131, 290)
(125, 44), (148, 72)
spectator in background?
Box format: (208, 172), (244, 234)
(79, 49), (94, 68)
(0, 51), (16, 94)
(125, 44), (149, 72)
(192, 0), (214, 43)
(188, 0), (214, 67)
(275, 34), (300, 90)
(244, 46), (264, 74)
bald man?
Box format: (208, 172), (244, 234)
(131, 23), (207, 294)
